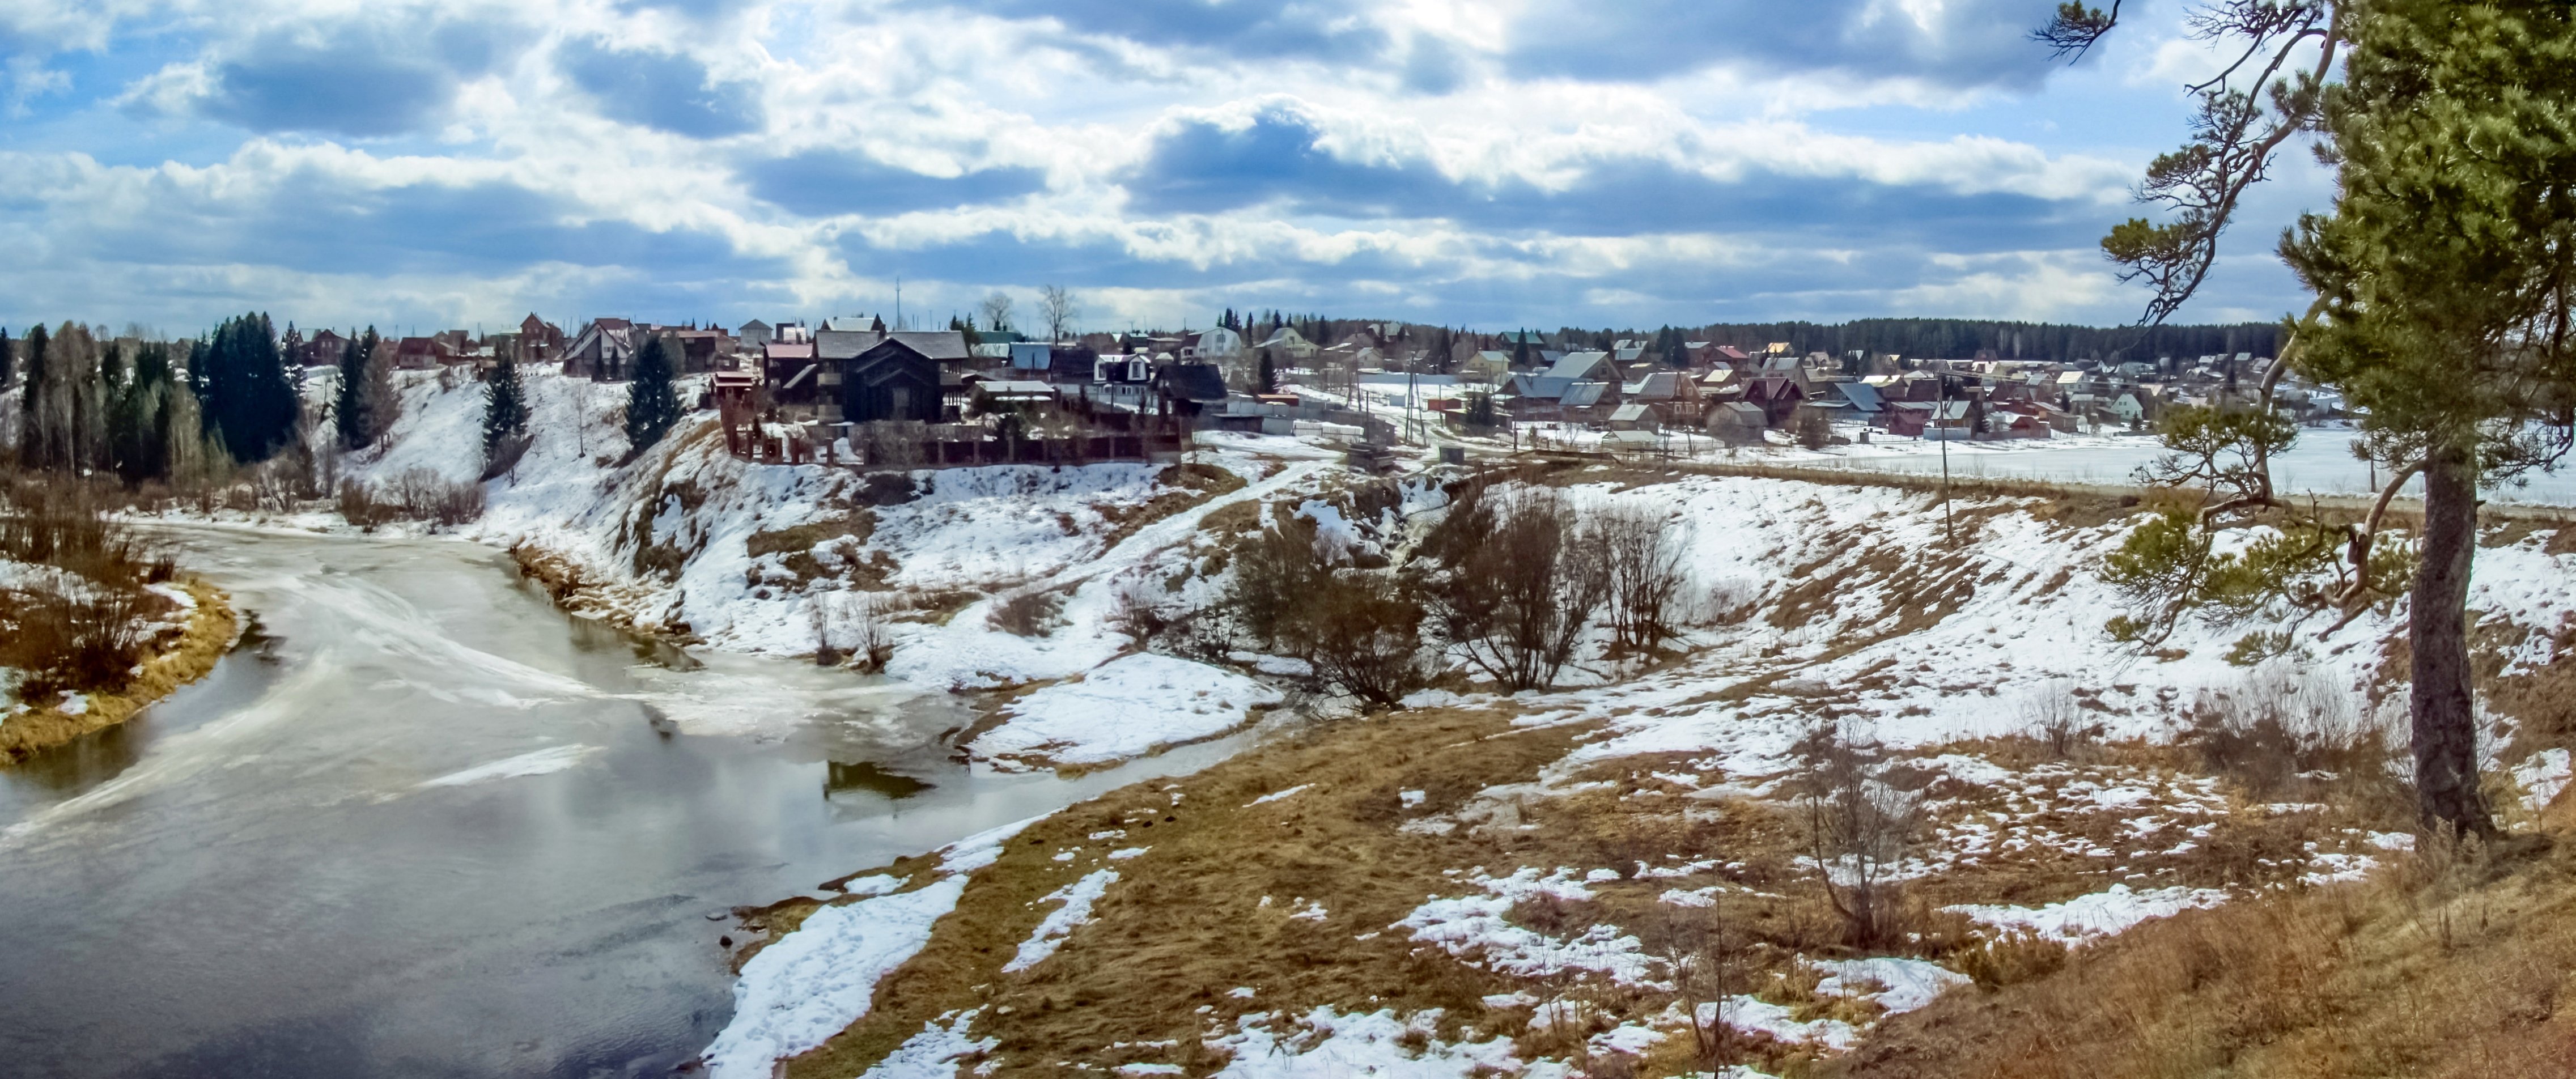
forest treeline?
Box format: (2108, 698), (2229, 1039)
(1227, 310), (2277, 365)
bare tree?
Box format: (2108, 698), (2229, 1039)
(1588, 504), (1687, 655)
(1788, 719), (1924, 949)
(1421, 486), (1607, 691)
(978, 291), (1015, 335)
(1039, 285), (1077, 343)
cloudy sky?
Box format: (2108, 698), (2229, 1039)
(0, 0), (2333, 337)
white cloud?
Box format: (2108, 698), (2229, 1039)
(0, 0), (2312, 332)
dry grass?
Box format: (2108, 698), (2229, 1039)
(1, 579), (237, 763)
(1829, 831), (2576, 1079)
(782, 705), (1614, 1077)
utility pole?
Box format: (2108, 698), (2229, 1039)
(1939, 372), (1954, 547)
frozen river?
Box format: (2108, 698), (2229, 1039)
(0, 526), (1237, 1077)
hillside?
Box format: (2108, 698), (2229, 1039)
(204, 368), (2576, 1078)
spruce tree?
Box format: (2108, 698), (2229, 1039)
(0, 327), (13, 388)
(201, 312), (297, 462)
(19, 324), (50, 468)
(336, 333), (371, 449)
(482, 352), (529, 464)
(625, 335), (681, 452)
(1258, 351), (1277, 393)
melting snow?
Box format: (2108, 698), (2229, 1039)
(1004, 868), (1119, 972)
(1945, 883), (2229, 942)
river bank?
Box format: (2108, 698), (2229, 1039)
(1, 578), (237, 765)
(706, 465), (2576, 1078)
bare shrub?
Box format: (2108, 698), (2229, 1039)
(0, 480), (167, 696)
(1420, 485), (1607, 691)
(809, 591), (898, 672)
(339, 469), (485, 528)
(1225, 513), (1329, 649)
(1216, 508), (1425, 707)
(986, 588), (1066, 636)
(2023, 677), (2094, 758)
(1299, 574), (1430, 710)
(2189, 665), (2395, 801)
(1787, 719), (1925, 949)
(1587, 503), (1688, 655)
(1648, 904), (1754, 1068)
(338, 480), (396, 529)
(1106, 577), (1174, 647)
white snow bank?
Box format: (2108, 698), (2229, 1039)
(1003, 868), (1118, 972)
(1708, 996), (1858, 1051)
(702, 877), (968, 1079)
(703, 813), (1047, 1078)
(1394, 869), (1659, 986)
(939, 814), (1050, 874)
(1813, 957), (1969, 1015)
(418, 744), (597, 787)
(1208, 1008), (1545, 1078)
(858, 1009), (995, 1078)
(970, 653), (1282, 769)
(1945, 882), (2229, 943)
(2516, 748), (2571, 813)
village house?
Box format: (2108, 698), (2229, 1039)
(563, 318), (639, 380)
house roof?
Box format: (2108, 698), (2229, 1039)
(1559, 381), (1609, 408)
(1623, 371), (1684, 400)
(1158, 363), (1230, 403)
(1538, 351), (1611, 384)
(1831, 381), (1886, 413)
(1609, 402), (1651, 422)
(818, 329), (971, 362)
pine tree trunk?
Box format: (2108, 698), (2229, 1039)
(2411, 444), (2494, 836)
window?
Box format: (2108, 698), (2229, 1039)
(889, 387), (911, 418)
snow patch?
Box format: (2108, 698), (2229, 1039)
(970, 653), (1281, 770)
(703, 877), (970, 1079)
(1945, 883), (2229, 943)
(1003, 868), (1119, 972)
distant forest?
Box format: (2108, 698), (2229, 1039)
(1234, 309), (2280, 364)
(1674, 318), (2281, 363)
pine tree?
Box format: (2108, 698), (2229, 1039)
(482, 352), (529, 468)
(2280, 0), (2576, 835)
(625, 335), (681, 452)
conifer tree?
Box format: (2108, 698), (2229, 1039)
(2280, 0), (2576, 835)
(482, 352), (529, 464)
(335, 333), (370, 450)
(201, 312), (298, 462)
(19, 324), (53, 468)
(0, 327), (13, 389)
(1258, 351), (1277, 393)
(625, 335), (681, 452)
